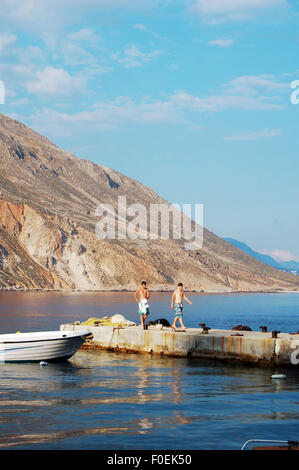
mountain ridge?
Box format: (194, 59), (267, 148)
(224, 238), (299, 274)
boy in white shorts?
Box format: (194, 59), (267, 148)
(134, 281), (150, 328)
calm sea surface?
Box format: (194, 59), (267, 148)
(0, 291), (299, 450)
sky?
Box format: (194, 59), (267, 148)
(0, 0), (298, 261)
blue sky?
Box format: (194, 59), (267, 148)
(0, 0), (299, 261)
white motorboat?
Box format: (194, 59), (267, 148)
(0, 330), (92, 363)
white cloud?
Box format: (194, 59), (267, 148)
(10, 65), (34, 77)
(134, 23), (149, 32)
(222, 128), (283, 141)
(0, 0), (154, 32)
(7, 68), (286, 115)
(39, 28), (111, 72)
(60, 42), (99, 67)
(171, 91), (283, 111)
(24, 96), (180, 136)
(0, 27), (111, 100)
(191, 0), (287, 22)
(170, 75), (288, 114)
(14, 72), (289, 138)
(66, 28), (100, 43)
(22, 73), (288, 135)
(112, 45), (163, 68)
(26, 66), (85, 95)
(0, 33), (17, 52)
(224, 74), (288, 95)
(208, 39), (235, 47)
(11, 97), (29, 106)
(267, 249), (299, 262)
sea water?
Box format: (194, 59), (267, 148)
(0, 291), (298, 450)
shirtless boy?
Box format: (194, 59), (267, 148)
(134, 281), (150, 327)
(171, 282), (192, 330)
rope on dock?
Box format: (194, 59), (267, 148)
(80, 326), (117, 350)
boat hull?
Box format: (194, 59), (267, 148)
(0, 331), (91, 363)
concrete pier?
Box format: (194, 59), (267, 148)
(60, 323), (299, 367)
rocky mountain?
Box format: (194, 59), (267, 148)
(224, 238), (299, 274)
(224, 238), (283, 270)
(281, 260), (299, 272)
(0, 112), (298, 292)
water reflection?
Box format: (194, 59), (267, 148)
(168, 369), (190, 426)
(1, 291), (299, 449)
(0, 350), (299, 449)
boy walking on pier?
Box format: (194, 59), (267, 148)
(171, 282), (192, 330)
(134, 281), (150, 328)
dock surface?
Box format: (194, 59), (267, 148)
(60, 323), (299, 366)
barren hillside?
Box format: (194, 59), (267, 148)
(0, 113), (298, 292)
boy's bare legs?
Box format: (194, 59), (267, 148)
(179, 317), (187, 329)
(172, 316), (178, 329)
(140, 313), (149, 327)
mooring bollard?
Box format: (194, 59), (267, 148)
(272, 330), (280, 339)
(202, 327), (210, 335)
(260, 326), (268, 333)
